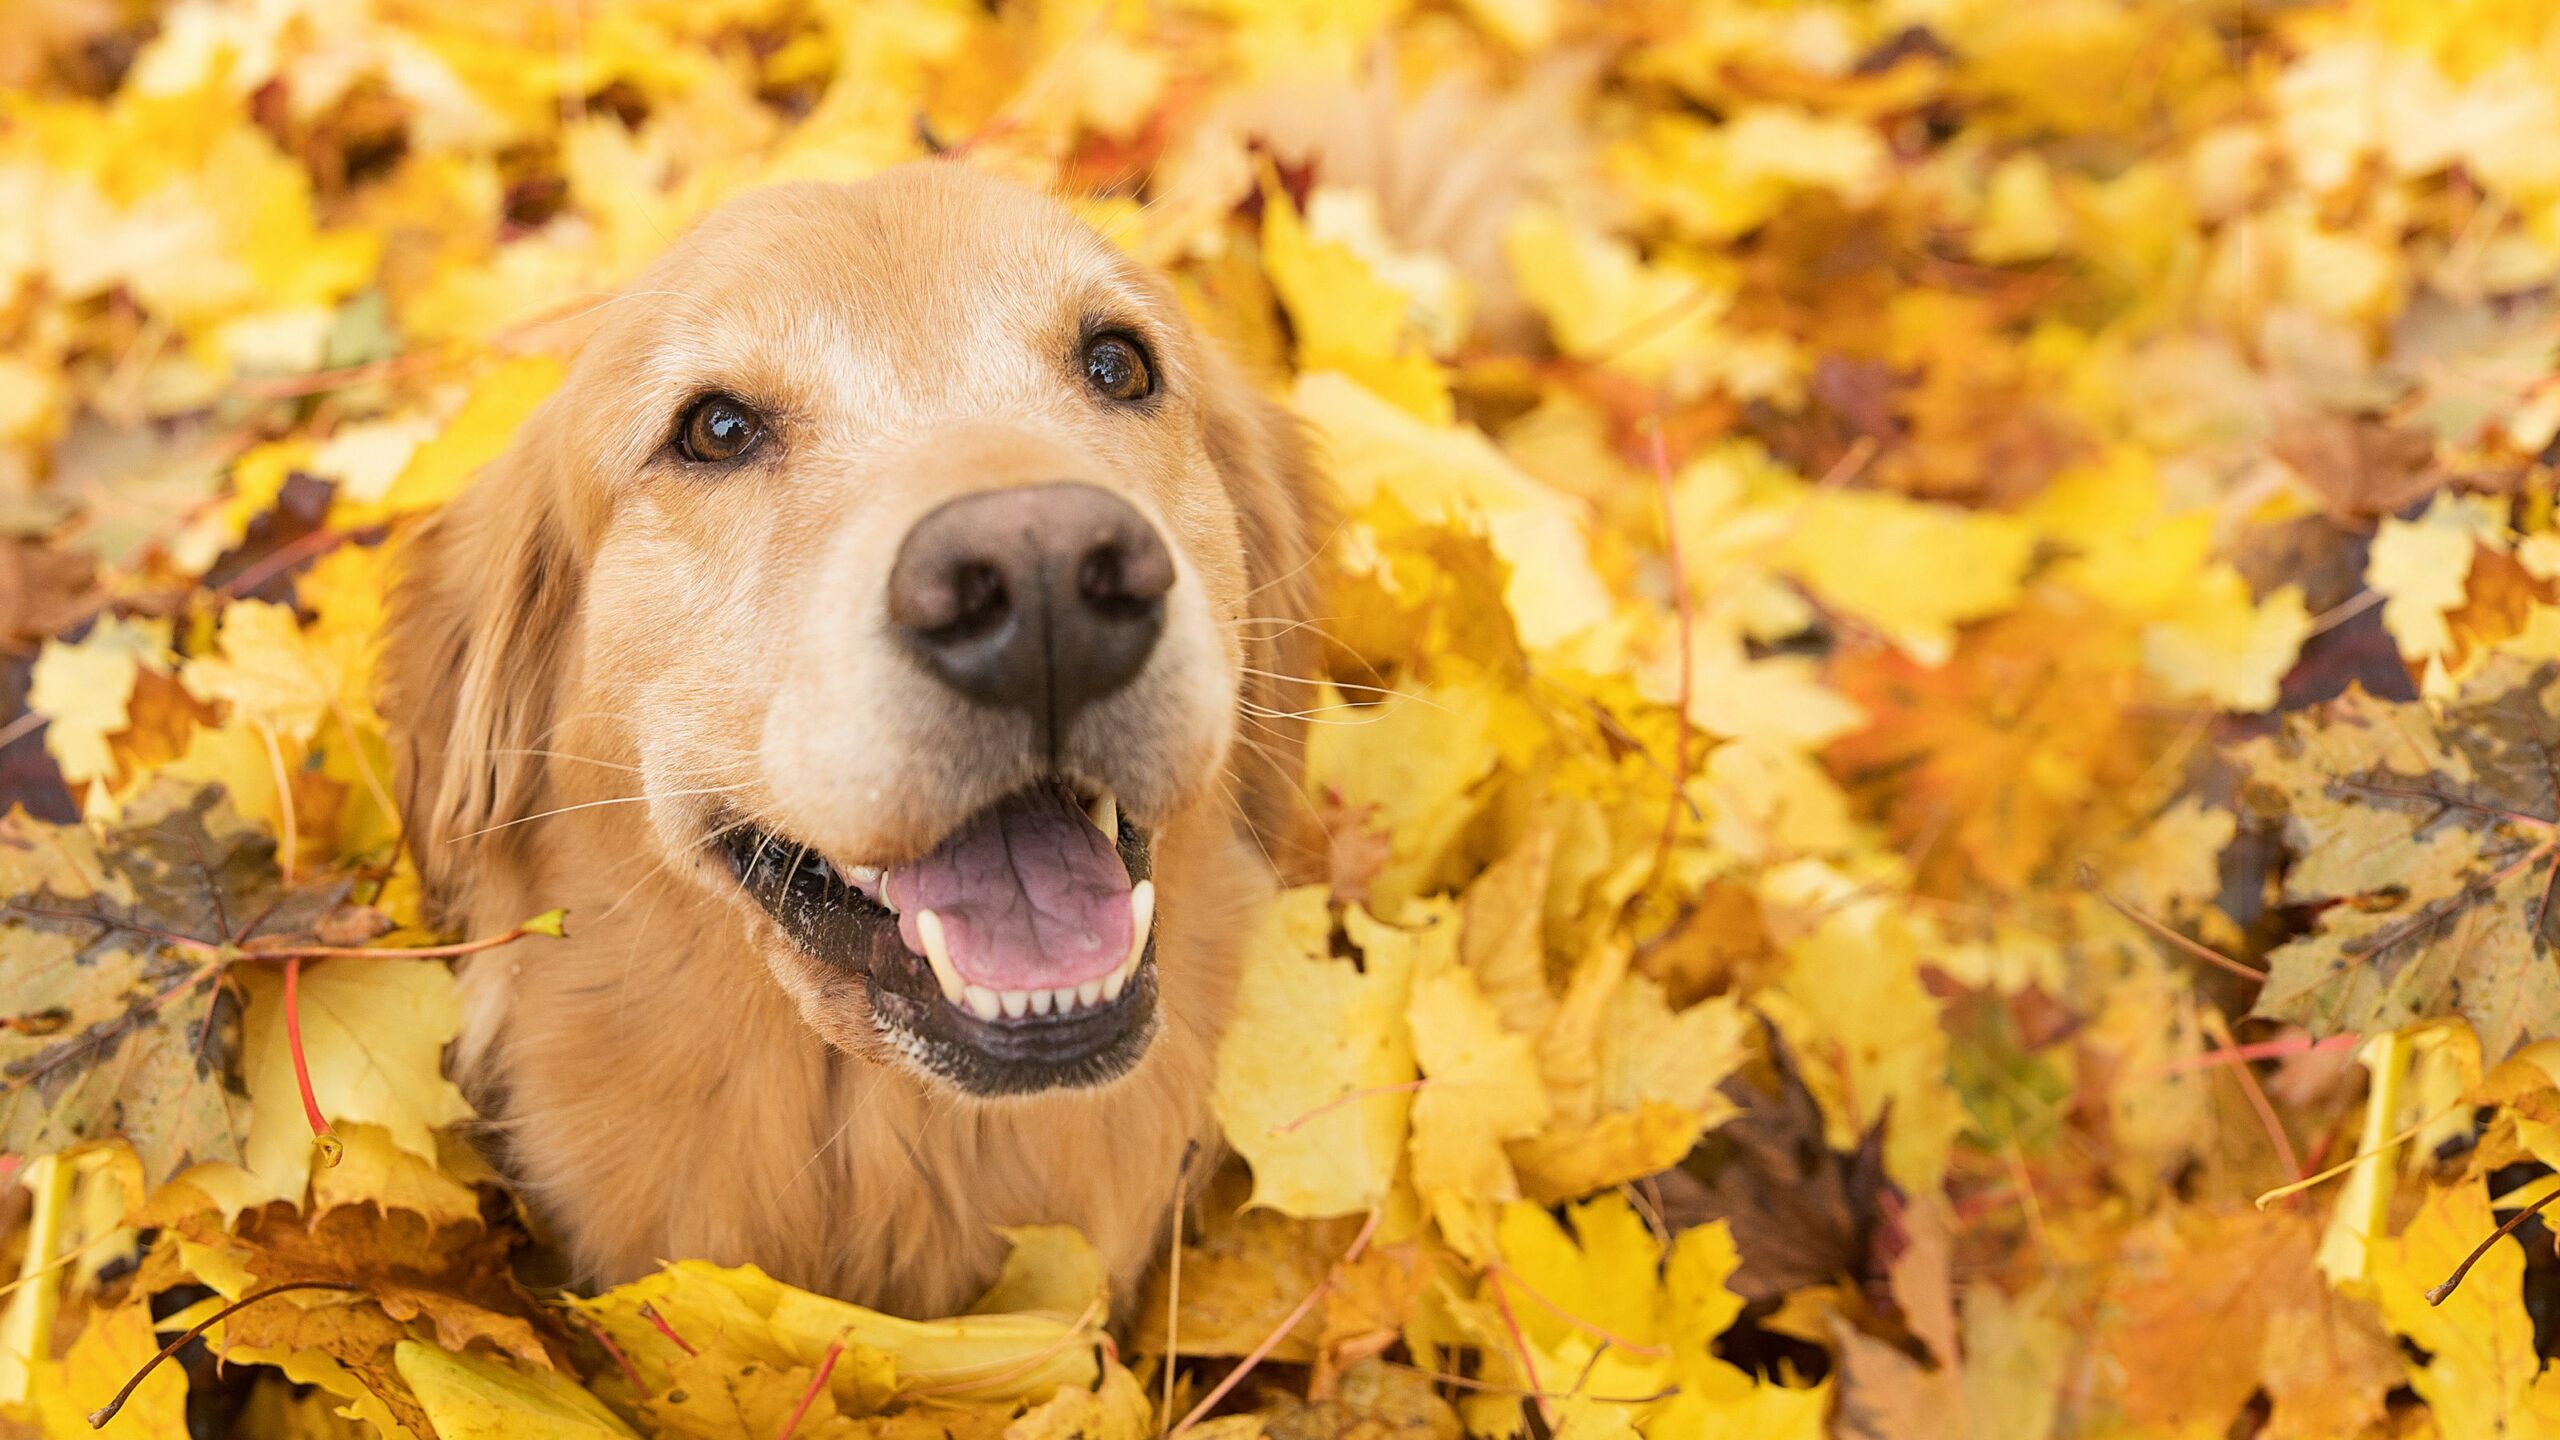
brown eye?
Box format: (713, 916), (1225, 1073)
(1082, 333), (1155, 402)
(676, 394), (765, 464)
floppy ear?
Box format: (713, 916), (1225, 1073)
(1199, 359), (1331, 883)
(377, 433), (586, 919)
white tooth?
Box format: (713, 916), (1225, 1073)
(1103, 968), (1127, 1003)
(1001, 989), (1029, 1018)
(847, 864), (882, 889)
(916, 910), (964, 1004)
(964, 986), (1000, 1021)
(1031, 988), (1054, 1016)
(1051, 985), (1077, 1013)
(1087, 791), (1118, 838)
(1125, 880), (1155, 973)
(1077, 979), (1103, 1007)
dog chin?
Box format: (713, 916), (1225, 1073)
(713, 779), (1162, 1097)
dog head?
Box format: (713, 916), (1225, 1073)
(381, 164), (1323, 1097)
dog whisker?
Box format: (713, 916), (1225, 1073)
(447, 783), (755, 842)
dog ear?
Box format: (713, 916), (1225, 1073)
(378, 428), (586, 919)
(1200, 358), (1331, 883)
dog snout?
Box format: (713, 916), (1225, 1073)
(886, 481), (1174, 732)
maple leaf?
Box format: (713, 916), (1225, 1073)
(2102, 1208), (2398, 1439)
(2368, 1179), (2560, 1435)
(2239, 654), (2560, 1057)
(0, 786), (340, 1181)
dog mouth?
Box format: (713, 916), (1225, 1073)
(715, 779), (1158, 1095)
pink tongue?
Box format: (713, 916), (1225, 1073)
(883, 787), (1133, 990)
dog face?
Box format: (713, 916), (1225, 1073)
(384, 165), (1321, 1099)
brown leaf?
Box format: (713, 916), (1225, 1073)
(2241, 654), (2560, 1057)
(226, 1201), (568, 1370)
(0, 539), (98, 646)
(2270, 410), (2439, 524)
(1654, 1025), (1895, 1302)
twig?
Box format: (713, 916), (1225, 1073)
(1648, 414), (1699, 883)
(2076, 864), (2266, 984)
(2428, 1183), (2560, 1305)
(1484, 1266), (1556, 1430)
(88, 1282), (360, 1428)
(2254, 1101), (2462, 1209)
(1161, 1141), (1196, 1435)
(2203, 1011), (2301, 1184)
(1168, 1209), (1379, 1436)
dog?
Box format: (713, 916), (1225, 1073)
(379, 162), (1325, 1317)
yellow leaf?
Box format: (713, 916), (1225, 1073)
(1292, 372), (1615, 653)
(1403, 905), (1549, 1240)
(2141, 570), (2313, 711)
(1504, 204), (1795, 401)
(1511, 1101), (1711, 1204)
(1002, 1362), (1153, 1440)
(1775, 489), (2035, 666)
(238, 959), (475, 1208)
(30, 616), (172, 787)
(1263, 185), (1453, 421)
(32, 1301), (188, 1440)
(1212, 888), (1417, 1218)
(361, 354), (566, 520)
(2369, 491), (2506, 676)
(307, 1123), (484, 1229)
(181, 599), (358, 748)
(2369, 1179), (2560, 1437)
(394, 1341), (639, 1439)
(583, 1257), (1094, 1408)
(970, 1225), (1106, 1322)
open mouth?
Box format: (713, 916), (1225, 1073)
(715, 779), (1158, 1095)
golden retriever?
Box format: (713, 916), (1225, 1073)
(379, 162), (1323, 1316)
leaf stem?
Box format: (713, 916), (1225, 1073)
(2427, 1182), (2560, 1306)
(2076, 864), (2265, 984)
(280, 957), (340, 1166)
(638, 1302), (698, 1356)
(242, 918), (561, 962)
(774, 1334), (846, 1440)
(88, 1282), (360, 1428)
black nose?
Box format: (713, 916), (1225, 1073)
(886, 482), (1174, 737)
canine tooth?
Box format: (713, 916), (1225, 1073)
(1031, 988), (1054, 1016)
(915, 911), (965, 1005)
(847, 864), (882, 889)
(1077, 979), (1103, 1007)
(1103, 968), (1127, 1003)
(964, 986), (1000, 1021)
(1000, 988), (1029, 1019)
(1051, 985), (1077, 1013)
(1087, 791), (1118, 838)
(1125, 880), (1155, 971)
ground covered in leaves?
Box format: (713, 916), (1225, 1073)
(5, 0), (2560, 1435)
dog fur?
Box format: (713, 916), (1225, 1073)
(379, 163), (1324, 1317)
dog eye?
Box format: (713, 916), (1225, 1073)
(675, 394), (766, 464)
(1081, 334), (1155, 403)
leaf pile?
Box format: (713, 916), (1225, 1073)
(8, 0), (2560, 1436)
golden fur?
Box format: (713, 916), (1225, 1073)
(380, 163), (1323, 1316)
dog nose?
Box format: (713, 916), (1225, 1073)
(887, 482), (1174, 732)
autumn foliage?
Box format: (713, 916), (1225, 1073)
(7, 0), (2560, 1436)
